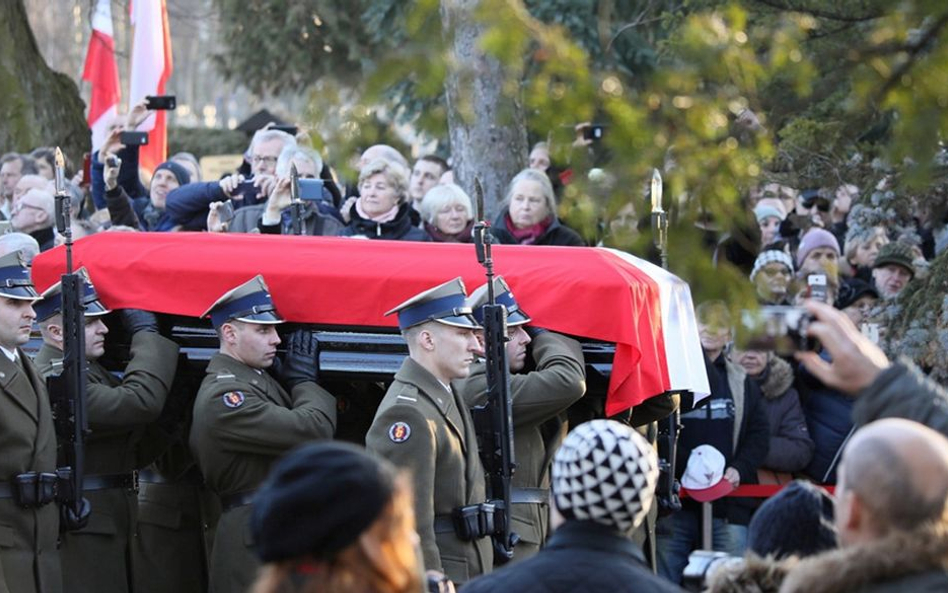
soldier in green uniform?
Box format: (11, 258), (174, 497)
(455, 276), (586, 561)
(33, 269), (180, 593)
(0, 251), (61, 593)
(365, 277), (492, 586)
(190, 275), (336, 593)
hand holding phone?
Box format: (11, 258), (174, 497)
(119, 131), (149, 146)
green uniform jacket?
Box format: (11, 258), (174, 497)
(0, 351), (62, 593)
(35, 331), (179, 593)
(189, 353), (336, 593)
(366, 357), (493, 585)
(455, 332), (586, 561)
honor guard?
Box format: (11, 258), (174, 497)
(33, 268), (180, 593)
(455, 276), (586, 560)
(365, 278), (493, 585)
(0, 251), (62, 593)
(189, 275), (336, 593)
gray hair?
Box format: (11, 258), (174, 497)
(419, 184), (473, 225)
(0, 233), (40, 263)
(358, 158), (410, 204)
(361, 144), (409, 169)
(21, 189), (55, 219)
(503, 168), (556, 217)
(275, 146), (324, 178)
(249, 129), (297, 155)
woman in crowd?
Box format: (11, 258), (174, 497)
(750, 248), (794, 305)
(419, 184), (474, 243)
(490, 168), (585, 246)
(842, 225), (888, 281)
(337, 158), (427, 241)
(250, 441), (423, 593)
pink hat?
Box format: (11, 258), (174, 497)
(680, 445), (734, 503)
(796, 228), (840, 268)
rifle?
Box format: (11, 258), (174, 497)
(289, 163), (304, 235)
(48, 147), (91, 530)
(470, 179), (519, 563)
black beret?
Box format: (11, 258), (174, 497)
(251, 441), (395, 563)
(836, 277), (879, 310)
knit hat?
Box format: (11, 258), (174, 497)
(747, 480), (837, 559)
(251, 441), (396, 562)
(872, 241), (915, 278)
(551, 419), (658, 534)
(835, 277), (879, 310)
(796, 228), (840, 268)
(153, 160), (191, 187)
(751, 249), (795, 282)
(753, 204), (785, 224)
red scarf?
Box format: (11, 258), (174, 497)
(506, 214), (552, 245)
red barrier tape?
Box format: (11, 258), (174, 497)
(681, 483), (835, 499)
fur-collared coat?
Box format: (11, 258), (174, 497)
(754, 357), (814, 473)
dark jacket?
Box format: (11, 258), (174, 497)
(462, 520), (685, 593)
(164, 181), (230, 231)
(105, 185), (176, 232)
(798, 353), (853, 484)
(752, 356), (814, 473)
(228, 203), (344, 236)
(337, 202), (427, 241)
(852, 358), (948, 435)
(30, 227), (55, 252)
(91, 146), (145, 210)
(489, 209), (586, 247)
(709, 553), (796, 593)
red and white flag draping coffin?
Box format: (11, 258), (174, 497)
(33, 233), (709, 415)
(82, 0), (120, 152)
(129, 0), (173, 175)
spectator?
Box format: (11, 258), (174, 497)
(750, 248), (794, 305)
(528, 141), (551, 172)
(791, 270), (839, 307)
(104, 155), (191, 232)
(463, 420), (682, 593)
(10, 188), (56, 251)
(0, 232), (40, 262)
(796, 228), (841, 280)
(843, 225), (888, 281)
(0, 153), (38, 218)
(249, 441), (423, 593)
(490, 168), (585, 246)
(89, 100), (154, 210)
(170, 152), (202, 182)
(408, 155), (448, 213)
(419, 184), (474, 243)
(754, 203), (785, 248)
(871, 241), (916, 299)
(797, 340), (853, 485)
(12, 174), (50, 209)
(794, 189), (831, 230)
(836, 278), (879, 329)
(28, 147), (59, 181)
(758, 182), (798, 225)
(337, 159), (426, 241)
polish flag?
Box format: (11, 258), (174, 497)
(129, 0), (173, 175)
(81, 0), (120, 152)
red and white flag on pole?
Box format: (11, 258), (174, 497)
(81, 0), (120, 152)
(129, 0), (173, 175)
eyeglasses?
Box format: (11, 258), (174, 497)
(251, 155), (279, 166)
(801, 197), (830, 212)
(12, 202), (44, 214)
(760, 267), (791, 278)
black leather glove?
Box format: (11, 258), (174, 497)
(280, 329), (319, 388)
(119, 309), (159, 334)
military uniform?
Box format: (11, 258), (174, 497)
(189, 275), (336, 593)
(0, 251), (61, 593)
(33, 277), (179, 593)
(365, 278), (492, 585)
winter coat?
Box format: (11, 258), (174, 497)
(90, 146), (146, 210)
(164, 181), (230, 231)
(337, 202), (428, 241)
(753, 357), (814, 473)
(709, 553), (797, 593)
(227, 203), (344, 237)
(489, 209), (586, 247)
(852, 358), (948, 437)
(797, 353), (853, 484)
(105, 186), (177, 232)
(778, 523), (948, 593)
(461, 520), (685, 593)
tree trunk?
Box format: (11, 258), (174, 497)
(441, 0), (527, 220)
(0, 0), (89, 164)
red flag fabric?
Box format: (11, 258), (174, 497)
(33, 234), (706, 414)
(129, 0), (173, 175)
(81, 0), (120, 151)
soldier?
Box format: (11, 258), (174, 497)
(190, 275), (336, 593)
(365, 277), (492, 586)
(0, 251), (61, 593)
(33, 269), (179, 593)
(455, 276), (586, 560)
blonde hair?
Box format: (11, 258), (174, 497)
(358, 159), (410, 204)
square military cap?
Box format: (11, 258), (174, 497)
(466, 276), (531, 327)
(34, 267), (111, 322)
(385, 277), (480, 330)
(202, 274), (284, 328)
(0, 250), (39, 301)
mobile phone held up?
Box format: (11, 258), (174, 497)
(145, 95), (177, 110)
(583, 124), (606, 142)
(298, 178), (325, 201)
(119, 131), (149, 146)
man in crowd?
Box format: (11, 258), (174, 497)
(0, 233), (39, 262)
(455, 276), (586, 560)
(796, 227), (841, 280)
(33, 270), (179, 593)
(0, 251), (61, 593)
(409, 155), (449, 213)
(871, 241), (916, 299)
(10, 188), (56, 251)
(0, 153), (38, 219)
(365, 278), (492, 586)
(190, 275), (336, 593)
(778, 418), (948, 593)
(101, 149), (191, 231)
(12, 174), (49, 209)
(464, 420), (683, 593)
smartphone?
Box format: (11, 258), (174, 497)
(271, 124), (298, 136)
(298, 178), (324, 201)
(145, 95), (177, 110)
(119, 131), (149, 146)
(583, 124), (606, 141)
(217, 200), (235, 224)
(232, 179), (258, 202)
(808, 274), (828, 303)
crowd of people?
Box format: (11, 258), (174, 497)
(2, 98), (948, 593)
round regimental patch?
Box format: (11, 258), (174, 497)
(222, 391), (245, 408)
(388, 421), (411, 443)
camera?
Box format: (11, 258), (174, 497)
(737, 306), (816, 355)
(298, 178), (325, 202)
(583, 124), (606, 142)
(145, 95), (176, 110)
(682, 550), (742, 592)
(231, 179), (259, 202)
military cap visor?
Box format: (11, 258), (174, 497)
(473, 290), (531, 327)
(385, 277), (480, 331)
(202, 275), (285, 328)
(34, 272), (112, 322)
(0, 250), (39, 301)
